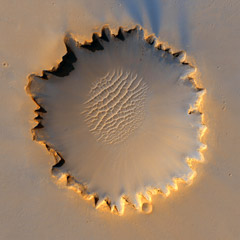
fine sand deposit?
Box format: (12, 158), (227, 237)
(1, 0), (240, 239)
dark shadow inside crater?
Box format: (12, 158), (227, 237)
(81, 33), (105, 52)
(44, 44), (77, 78)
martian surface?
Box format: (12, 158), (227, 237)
(0, 0), (240, 239)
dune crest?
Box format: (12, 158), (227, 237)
(83, 69), (148, 145)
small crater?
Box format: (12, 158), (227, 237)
(2, 61), (9, 68)
(141, 202), (152, 214)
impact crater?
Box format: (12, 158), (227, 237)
(26, 26), (206, 215)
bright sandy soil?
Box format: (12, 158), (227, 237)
(0, 0), (240, 239)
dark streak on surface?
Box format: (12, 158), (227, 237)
(40, 72), (48, 80)
(52, 158), (65, 169)
(100, 28), (110, 42)
(81, 33), (104, 52)
(115, 27), (125, 41)
(94, 196), (99, 206)
(33, 122), (44, 129)
(173, 51), (182, 58)
(126, 27), (137, 34)
(45, 44), (77, 77)
(157, 44), (163, 50)
(35, 106), (47, 113)
(146, 36), (155, 45)
(105, 199), (111, 209)
(196, 87), (204, 92)
(34, 115), (43, 120)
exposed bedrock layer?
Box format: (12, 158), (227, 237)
(27, 26), (206, 215)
